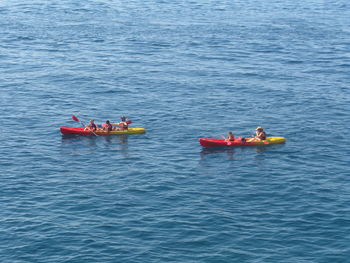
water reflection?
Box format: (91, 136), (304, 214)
(200, 146), (268, 158)
(110, 135), (129, 152)
(200, 147), (235, 160)
(200, 144), (285, 161)
(60, 134), (129, 156)
(61, 134), (98, 146)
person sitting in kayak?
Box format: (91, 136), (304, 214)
(116, 116), (129, 130)
(103, 120), (113, 133)
(226, 132), (235, 142)
(84, 120), (97, 132)
(255, 127), (267, 140)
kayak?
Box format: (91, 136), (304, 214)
(60, 126), (146, 135)
(199, 137), (286, 148)
(199, 137), (286, 147)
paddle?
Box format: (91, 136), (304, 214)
(72, 115), (84, 126)
(72, 115), (98, 136)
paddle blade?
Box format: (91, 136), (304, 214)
(72, 115), (79, 122)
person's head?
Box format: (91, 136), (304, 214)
(90, 120), (94, 123)
(106, 120), (110, 124)
(228, 132), (234, 136)
(121, 116), (126, 121)
(256, 126), (263, 131)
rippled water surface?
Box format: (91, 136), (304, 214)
(1, 0), (350, 262)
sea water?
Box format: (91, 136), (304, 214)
(1, 0), (350, 262)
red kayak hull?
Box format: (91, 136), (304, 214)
(60, 127), (145, 135)
(199, 137), (286, 147)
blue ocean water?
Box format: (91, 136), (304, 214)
(1, 0), (350, 262)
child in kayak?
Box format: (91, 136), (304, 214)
(84, 120), (97, 132)
(103, 120), (113, 133)
(225, 132), (246, 144)
(255, 127), (267, 140)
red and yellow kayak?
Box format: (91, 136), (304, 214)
(199, 137), (286, 148)
(60, 127), (146, 135)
